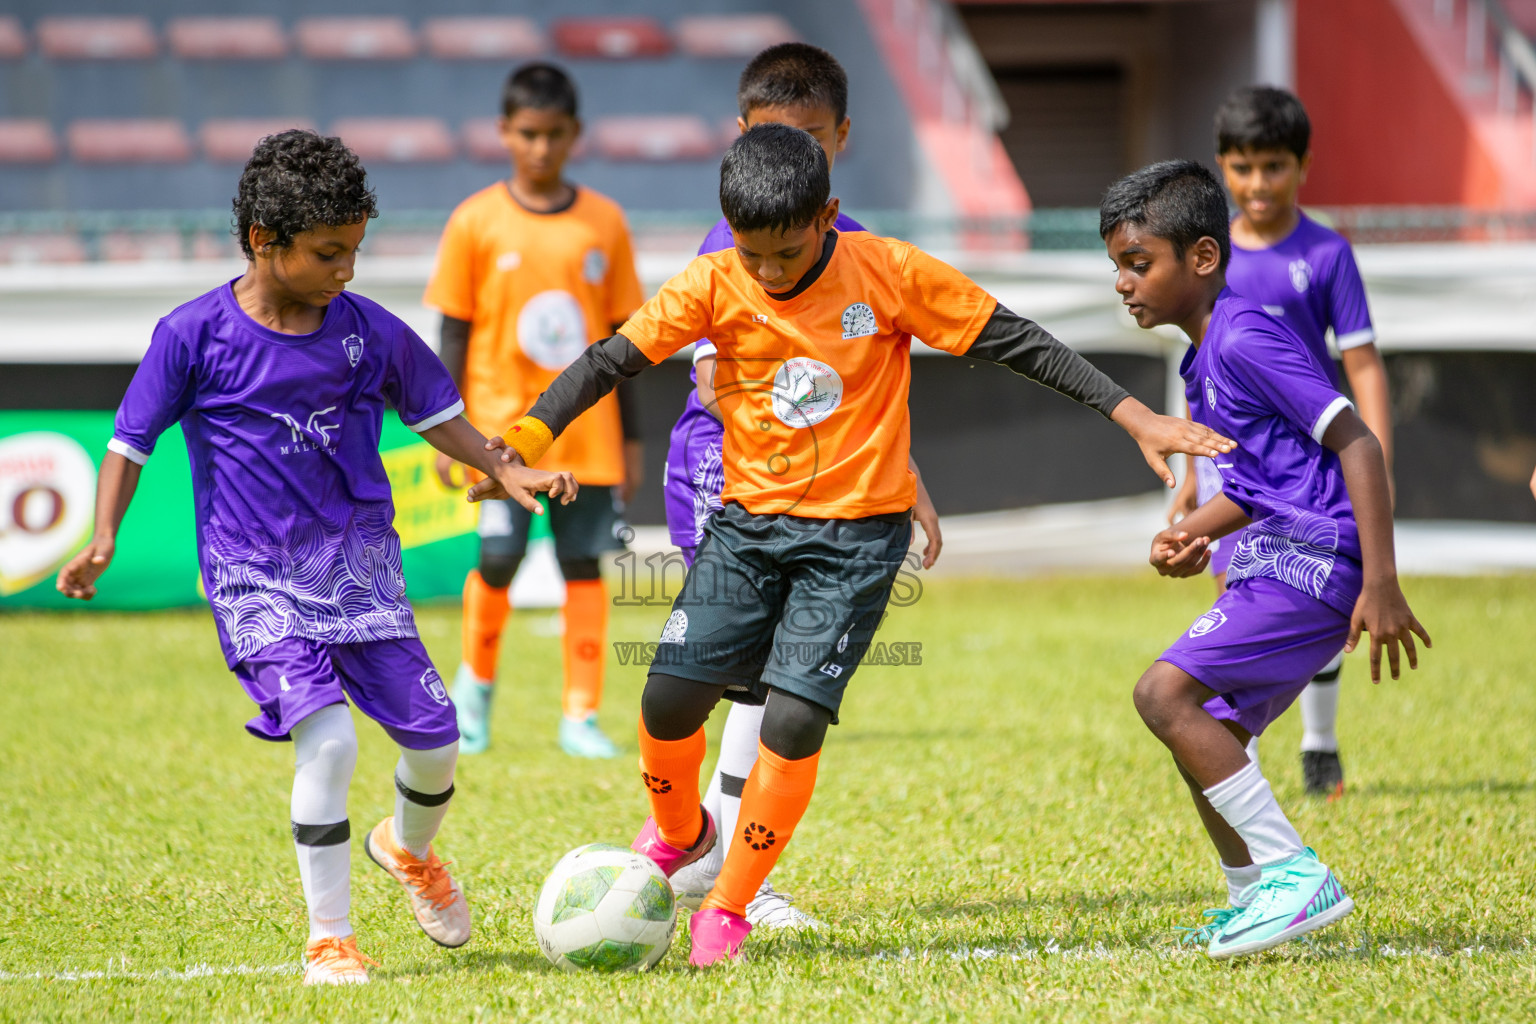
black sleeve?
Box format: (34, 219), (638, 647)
(615, 379), (643, 442)
(438, 314), (471, 390)
(965, 305), (1131, 419)
(526, 333), (654, 437)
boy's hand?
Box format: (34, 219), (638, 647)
(468, 462), (577, 511)
(1149, 528), (1210, 577)
(56, 538), (115, 600)
(913, 489), (942, 569)
(1111, 399), (1236, 489)
(1346, 579), (1432, 683)
(1168, 471), (1199, 524)
(434, 452), (468, 490)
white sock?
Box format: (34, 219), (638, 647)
(1299, 652), (1344, 752)
(290, 704), (357, 941)
(1220, 860), (1262, 906)
(1202, 761), (1304, 867)
(1245, 734), (1260, 768)
(395, 742), (458, 859)
(696, 701), (766, 876)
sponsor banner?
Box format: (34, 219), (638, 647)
(0, 411), (544, 610)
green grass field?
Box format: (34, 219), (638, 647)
(2, 573), (1534, 1022)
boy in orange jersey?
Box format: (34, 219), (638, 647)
(427, 63), (644, 758)
(479, 125), (1235, 965)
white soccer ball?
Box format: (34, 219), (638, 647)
(533, 843), (677, 973)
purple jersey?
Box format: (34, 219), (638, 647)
(1183, 289), (1362, 616)
(1225, 213), (1375, 385)
(110, 282), (463, 667)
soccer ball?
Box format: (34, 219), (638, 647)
(533, 843), (677, 972)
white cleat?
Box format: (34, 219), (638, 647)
(669, 859), (718, 912)
(302, 935), (377, 985)
(364, 816), (472, 948)
(746, 879), (826, 931)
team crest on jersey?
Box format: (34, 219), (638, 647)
(421, 668), (450, 705)
(518, 289), (589, 370)
(496, 251), (522, 272)
(841, 302), (878, 339)
(772, 357), (843, 428)
(583, 247), (607, 285)
(1288, 258), (1312, 293)
(342, 334), (364, 367)
(1189, 608), (1228, 638)
(659, 610), (688, 645)
(1205, 376), (1218, 410)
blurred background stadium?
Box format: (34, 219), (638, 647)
(2, 0), (1534, 610)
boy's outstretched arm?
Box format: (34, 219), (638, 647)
(910, 456), (942, 569)
(1321, 408), (1430, 681)
(1340, 343), (1393, 503)
(56, 451), (142, 600)
(421, 415), (578, 512)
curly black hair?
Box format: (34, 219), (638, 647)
(232, 129), (377, 260)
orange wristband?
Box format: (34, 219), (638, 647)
(502, 416), (554, 467)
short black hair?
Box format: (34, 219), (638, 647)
(502, 62), (578, 119)
(1099, 159), (1231, 270)
(719, 123), (830, 234)
(233, 129), (376, 261)
(737, 42), (848, 124)
(1214, 86), (1310, 158)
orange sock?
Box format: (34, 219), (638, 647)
(702, 743), (820, 917)
(561, 579), (608, 719)
(461, 570), (510, 681)
(636, 720), (706, 848)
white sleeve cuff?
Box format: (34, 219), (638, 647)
(1335, 327), (1376, 351)
(1310, 395), (1354, 443)
(107, 438), (150, 465)
(692, 340), (717, 364)
(405, 398), (465, 433)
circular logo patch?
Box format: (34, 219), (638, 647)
(420, 669), (450, 706)
(517, 290), (589, 370)
(841, 302), (877, 339)
(772, 357), (843, 429)
(582, 247), (607, 285)
(0, 431), (96, 596)
(659, 609), (688, 646)
(1205, 376), (1218, 410)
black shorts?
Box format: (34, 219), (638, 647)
(648, 502), (913, 721)
(477, 485), (627, 567)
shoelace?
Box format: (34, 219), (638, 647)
(400, 852), (459, 911)
(1176, 906), (1241, 945)
(307, 938), (380, 973)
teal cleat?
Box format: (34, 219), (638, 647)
(1206, 848), (1353, 959)
(560, 713), (619, 759)
(1176, 904), (1244, 948)
(452, 663), (494, 755)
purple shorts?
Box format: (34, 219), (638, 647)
(664, 395), (724, 563)
(1160, 577), (1349, 736)
(1208, 526), (1244, 577)
(234, 636), (459, 750)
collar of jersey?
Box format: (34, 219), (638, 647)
(504, 181), (579, 216)
(762, 230), (838, 304)
(219, 278), (343, 345)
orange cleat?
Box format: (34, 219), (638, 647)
(303, 934), (378, 986)
(364, 816), (472, 948)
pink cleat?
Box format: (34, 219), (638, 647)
(631, 808), (717, 878)
(688, 907), (752, 967)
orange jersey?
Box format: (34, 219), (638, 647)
(425, 184), (643, 484)
(620, 231), (997, 518)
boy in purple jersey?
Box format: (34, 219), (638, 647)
(55, 131), (576, 986)
(663, 43), (941, 930)
(1173, 87), (1394, 797)
(1103, 161), (1429, 958)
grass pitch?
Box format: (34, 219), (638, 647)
(2, 573), (1534, 1022)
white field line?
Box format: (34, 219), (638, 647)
(0, 959), (300, 982)
(870, 939), (1522, 963)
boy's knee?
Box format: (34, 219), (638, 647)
(641, 672), (723, 740)
(558, 557), (601, 582)
(478, 550), (521, 589)
(1133, 668), (1173, 730)
(760, 689), (831, 761)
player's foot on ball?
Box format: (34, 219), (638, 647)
(688, 907), (751, 967)
(1206, 847), (1353, 959)
(632, 809), (716, 878)
(452, 663), (493, 755)
(364, 816), (472, 948)
(746, 879), (826, 931)
(669, 858), (718, 912)
(302, 934), (378, 986)
(559, 713), (619, 759)
(1301, 749), (1345, 800)
(1175, 904), (1245, 947)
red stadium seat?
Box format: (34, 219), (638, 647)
(0, 18), (27, 59)
(552, 18), (672, 60)
(423, 18), (543, 60)
(675, 15), (798, 58)
(0, 120), (59, 163)
(0, 234), (87, 264)
(295, 18), (417, 61)
(101, 232), (185, 262)
(201, 120), (318, 163)
(37, 17), (157, 59)
(329, 118), (455, 163)
(167, 18), (288, 60)
(591, 115), (716, 161)
(461, 119), (506, 163)
(68, 120), (192, 163)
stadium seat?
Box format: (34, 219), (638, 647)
(0, 17), (26, 59)
(675, 15), (798, 58)
(591, 116), (716, 161)
(167, 18), (288, 60)
(0, 120), (58, 163)
(100, 232), (185, 261)
(68, 120), (193, 163)
(0, 234), (87, 264)
(295, 18), (417, 61)
(329, 118), (455, 163)
(423, 18), (543, 60)
(201, 120), (318, 163)
(461, 119), (506, 163)
(36, 17), (157, 60)
(552, 18), (672, 60)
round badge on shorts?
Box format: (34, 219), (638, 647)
(1189, 608), (1228, 638)
(771, 357), (843, 428)
(421, 669), (450, 705)
(517, 290), (589, 370)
